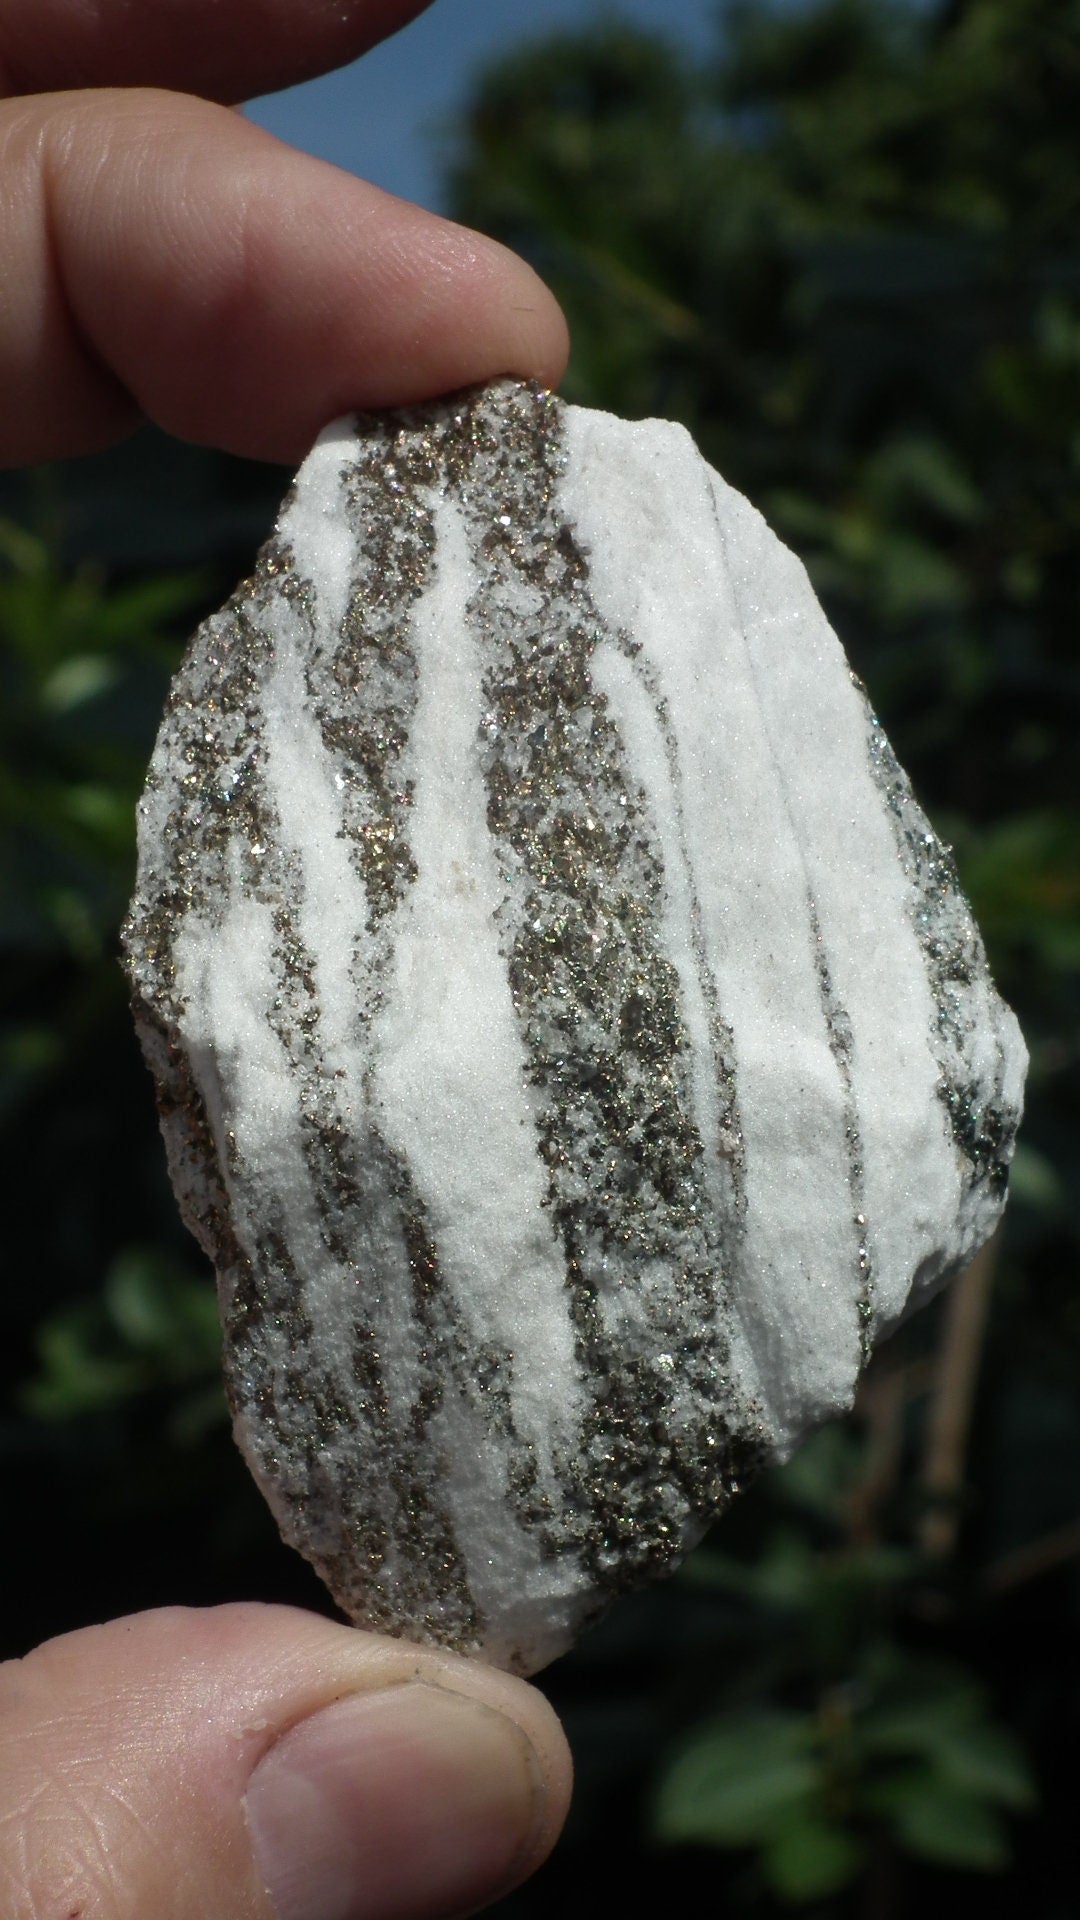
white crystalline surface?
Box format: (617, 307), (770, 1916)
(123, 381), (1026, 1675)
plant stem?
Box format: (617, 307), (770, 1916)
(918, 1231), (999, 1560)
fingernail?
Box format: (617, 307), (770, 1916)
(245, 1681), (545, 1920)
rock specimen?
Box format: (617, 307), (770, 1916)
(123, 381), (1025, 1674)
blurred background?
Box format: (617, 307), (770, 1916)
(2, 0), (1078, 1913)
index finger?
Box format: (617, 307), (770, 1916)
(0, 0), (434, 103)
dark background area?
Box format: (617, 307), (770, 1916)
(2, 1), (1078, 1913)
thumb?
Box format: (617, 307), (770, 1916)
(0, 1602), (573, 1920)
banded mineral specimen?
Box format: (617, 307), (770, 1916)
(123, 380), (1025, 1675)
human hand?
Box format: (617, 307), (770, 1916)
(0, 0), (569, 466)
(0, 1604), (572, 1919)
(0, 6), (572, 1915)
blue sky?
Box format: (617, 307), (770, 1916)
(247, 1), (720, 212)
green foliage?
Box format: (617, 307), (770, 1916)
(0, 512), (287, 1646)
(654, 1605), (1034, 1891)
(647, 1430), (1037, 1899)
(22, 1246), (224, 1441)
(0, 514), (203, 959)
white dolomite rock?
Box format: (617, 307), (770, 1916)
(123, 381), (1026, 1675)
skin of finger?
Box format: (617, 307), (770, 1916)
(0, 89), (568, 467)
(0, 0), (436, 103)
(0, 95), (144, 462)
(0, 1602), (574, 1920)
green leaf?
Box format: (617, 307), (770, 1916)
(39, 886), (105, 963)
(22, 1305), (147, 1417)
(20, 1251), (220, 1420)
(867, 1771), (1011, 1871)
(105, 1251), (220, 1372)
(39, 655), (121, 713)
(0, 514), (47, 575)
(61, 782), (133, 844)
(860, 1683), (984, 1759)
(771, 1421), (863, 1521)
(653, 1712), (820, 1847)
(683, 1530), (817, 1609)
(1007, 1143), (1065, 1215)
(91, 569), (206, 643)
(762, 1808), (865, 1903)
(934, 1723), (1037, 1811)
(0, 1025), (63, 1077)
